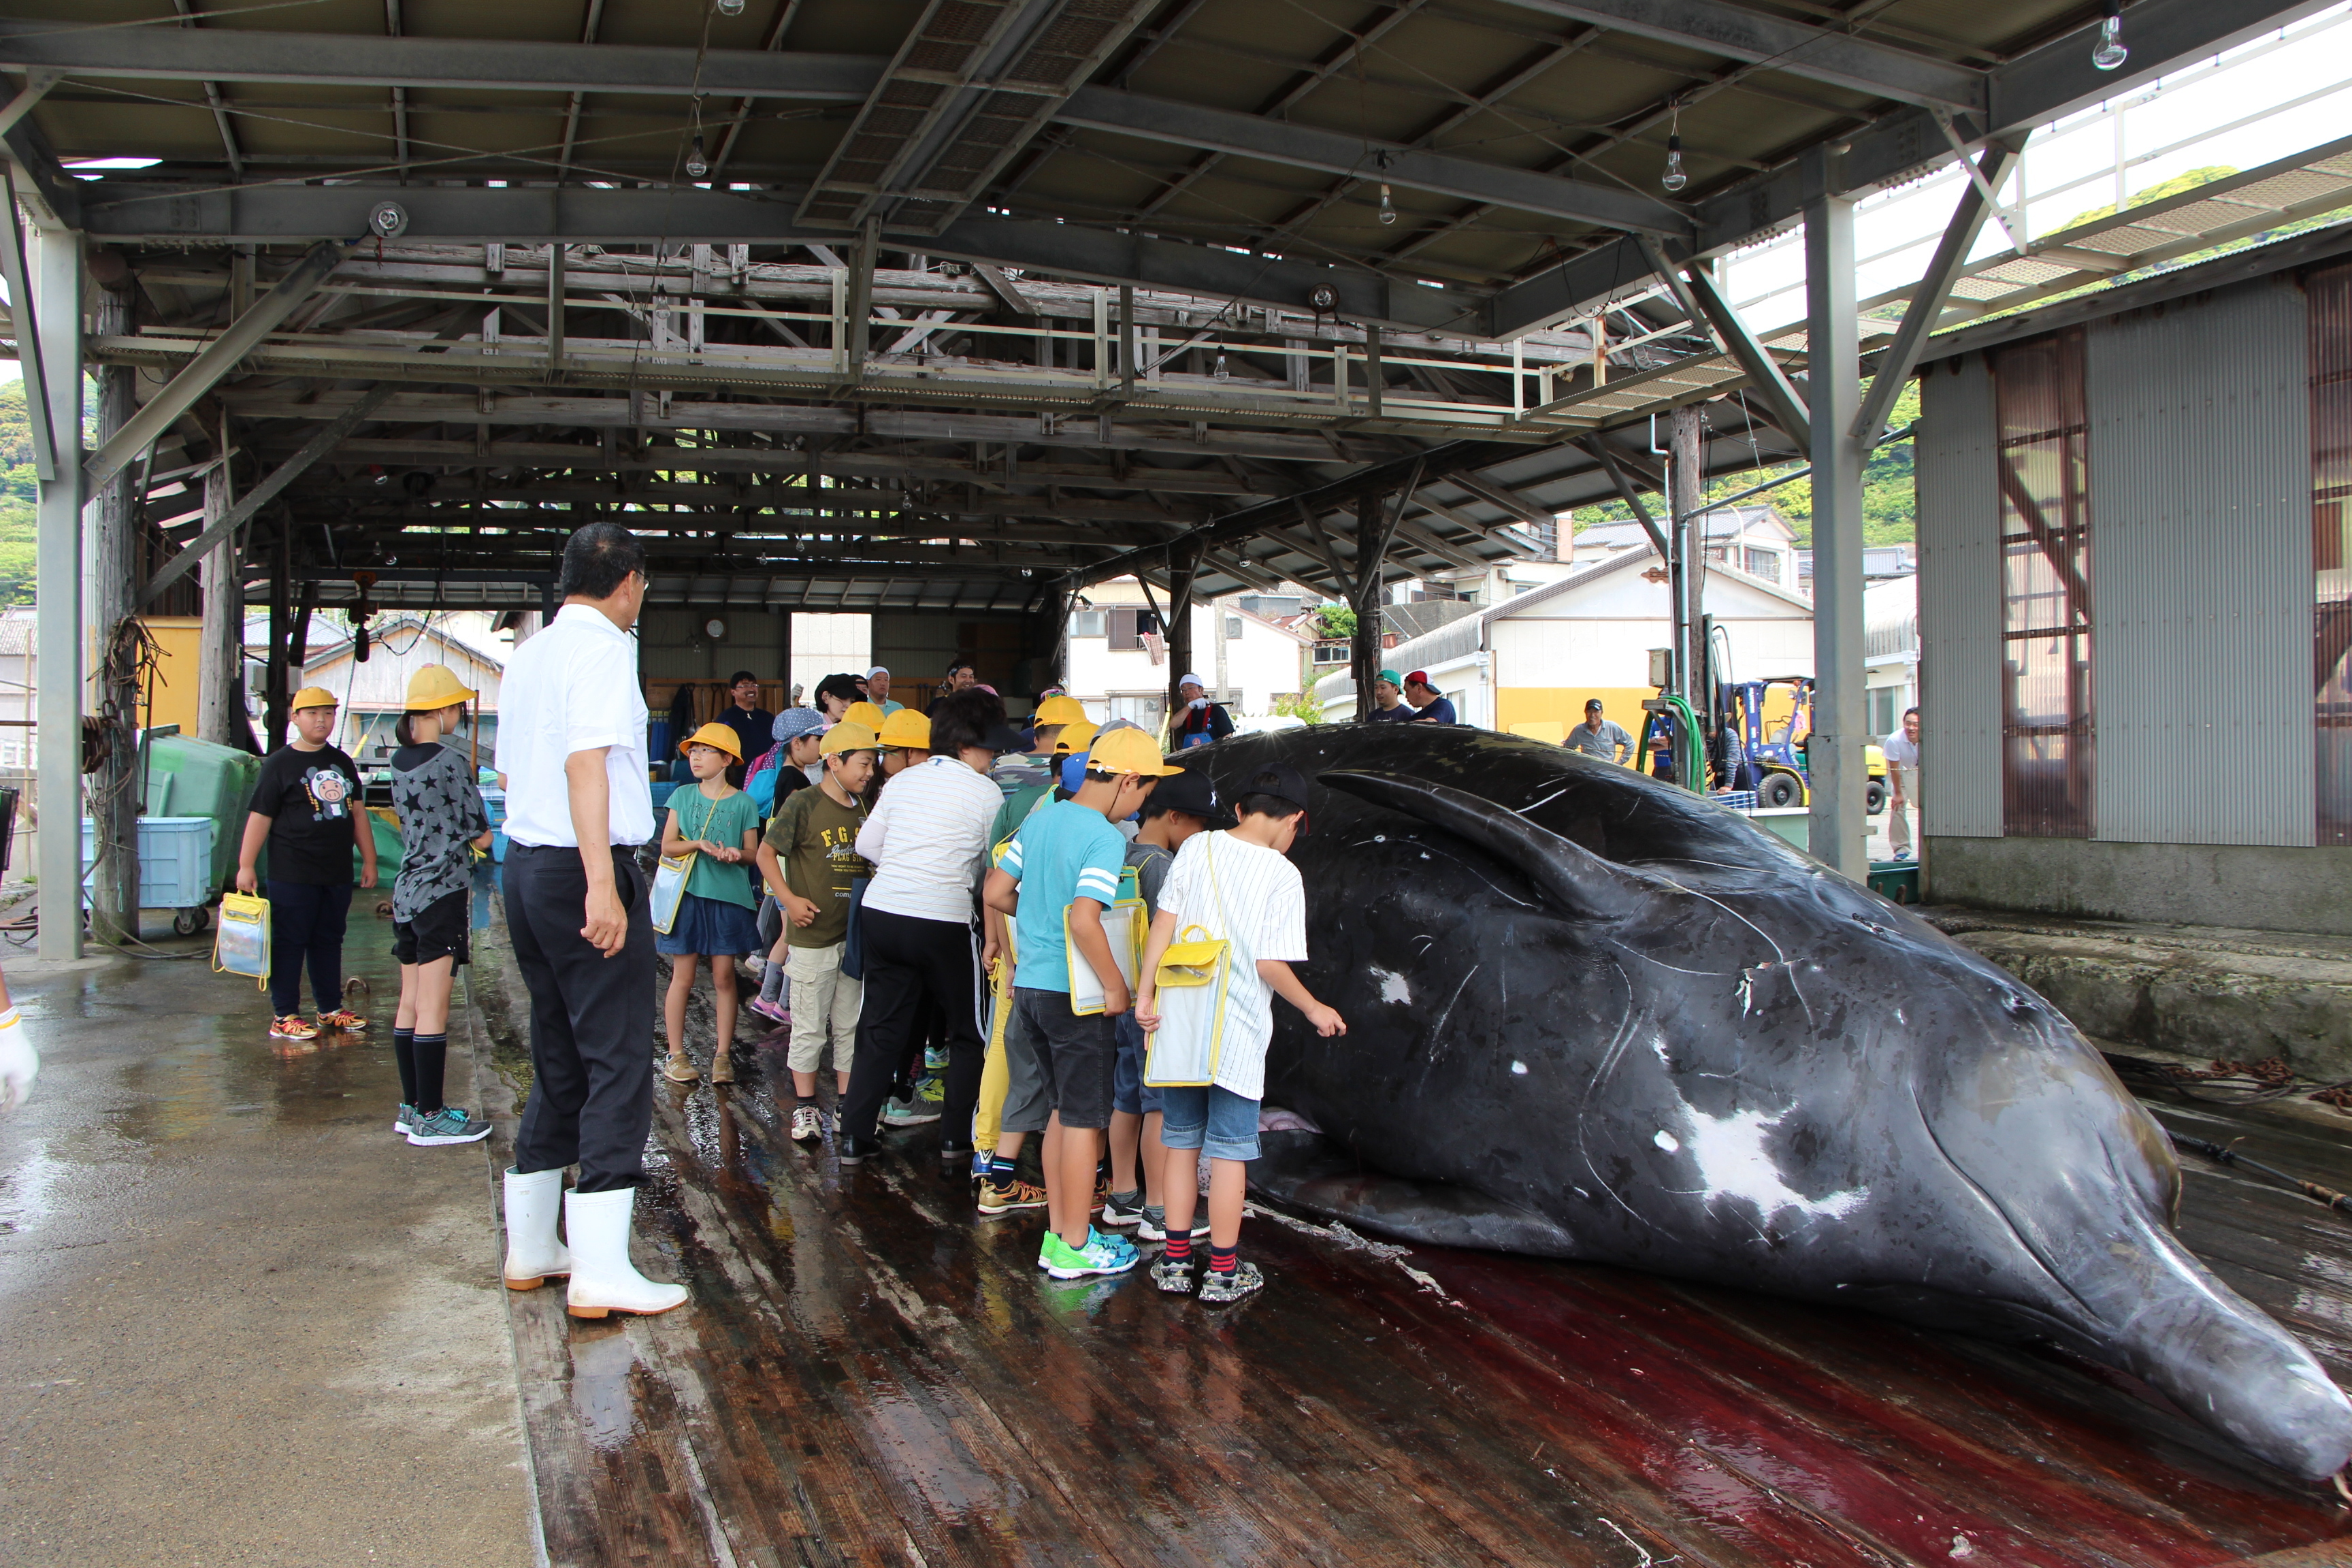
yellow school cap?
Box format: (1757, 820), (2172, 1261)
(877, 708), (931, 749)
(1032, 693), (1088, 728)
(679, 721), (742, 760)
(843, 701), (887, 731)
(821, 721), (879, 756)
(1051, 719), (1098, 755)
(403, 664), (476, 710)
(291, 686), (338, 711)
(1088, 727), (1183, 777)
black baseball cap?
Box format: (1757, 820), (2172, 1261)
(981, 722), (1030, 755)
(1235, 762), (1314, 830)
(1149, 765), (1230, 823)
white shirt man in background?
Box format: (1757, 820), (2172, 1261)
(493, 522), (687, 1320)
(1883, 706), (1921, 861)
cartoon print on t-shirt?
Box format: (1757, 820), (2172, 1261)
(304, 765), (353, 821)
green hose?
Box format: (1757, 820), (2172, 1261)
(1659, 693), (1706, 794)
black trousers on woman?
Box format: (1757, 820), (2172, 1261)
(840, 906), (984, 1153)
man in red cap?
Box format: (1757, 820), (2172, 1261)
(1402, 671), (1458, 725)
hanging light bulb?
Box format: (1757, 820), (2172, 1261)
(1377, 183), (1396, 226)
(2091, 0), (2128, 70)
(1661, 133), (1688, 193)
(685, 134), (708, 179)
(1213, 352), (1231, 381)
(715, 0), (745, 14)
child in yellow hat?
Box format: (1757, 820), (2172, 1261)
(388, 665), (495, 1146)
(659, 723), (764, 1086)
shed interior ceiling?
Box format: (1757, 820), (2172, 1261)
(0, 0), (2298, 610)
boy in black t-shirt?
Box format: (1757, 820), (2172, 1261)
(236, 687), (378, 1042)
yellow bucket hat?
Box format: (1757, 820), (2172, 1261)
(404, 664), (476, 711)
(291, 685), (338, 711)
(1032, 693), (1088, 728)
(678, 721), (743, 760)
(877, 708), (931, 749)
(843, 700), (887, 731)
(821, 721), (879, 756)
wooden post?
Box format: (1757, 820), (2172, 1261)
(266, 516), (291, 751)
(86, 280), (139, 943)
(1160, 546), (1198, 747)
(196, 457), (242, 748)
(1669, 403), (1705, 705)
(1349, 490), (1397, 719)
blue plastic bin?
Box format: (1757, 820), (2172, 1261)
(480, 785), (507, 828)
(81, 816), (215, 912)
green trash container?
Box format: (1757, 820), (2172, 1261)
(142, 731), (263, 902)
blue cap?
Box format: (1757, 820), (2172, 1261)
(1060, 751), (1090, 792)
(772, 706), (830, 743)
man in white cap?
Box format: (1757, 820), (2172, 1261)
(1169, 673), (1233, 749)
(866, 667), (904, 717)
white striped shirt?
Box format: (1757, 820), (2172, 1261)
(1157, 830), (1308, 1100)
(855, 755), (1002, 924)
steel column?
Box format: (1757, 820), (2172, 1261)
(1804, 184), (1868, 880)
(32, 225), (82, 958)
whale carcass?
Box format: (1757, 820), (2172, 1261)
(1181, 724), (2352, 1481)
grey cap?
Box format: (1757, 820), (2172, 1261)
(772, 706), (830, 742)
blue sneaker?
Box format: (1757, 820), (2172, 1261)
(1038, 1226), (1139, 1279)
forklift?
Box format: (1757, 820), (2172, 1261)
(1639, 664), (1886, 815)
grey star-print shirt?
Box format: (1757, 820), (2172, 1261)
(389, 742), (490, 922)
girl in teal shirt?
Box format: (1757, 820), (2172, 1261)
(659, 725), (764, 1085)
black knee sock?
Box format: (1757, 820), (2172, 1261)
(413, 1032), (447, 1115)
(393, 1028), (417, 1105)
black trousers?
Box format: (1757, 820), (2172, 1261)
(505, 843), (655, 1193)
(841, 906), (984, 1149)
(266, 879), (352, 1016)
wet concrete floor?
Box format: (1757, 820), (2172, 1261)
(465, 910), (2352, 1568)
(0, 914), (534, 1567)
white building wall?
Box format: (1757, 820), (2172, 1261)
(1066, 600), (1306, 723)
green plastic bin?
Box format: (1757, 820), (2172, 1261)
(142, 732), (263, 902)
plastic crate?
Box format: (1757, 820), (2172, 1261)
(142, 732), (262, 900)
(479, 785), (507, 828)
(649, 779), (681, 816)
(1867, 860), (1921, 904)
(81, 816), (215, 911)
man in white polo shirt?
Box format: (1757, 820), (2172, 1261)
(493, 523), (687, 1320)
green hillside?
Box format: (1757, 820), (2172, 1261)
(0, 381), (38, 605)
(1569, 379), (1920, 548)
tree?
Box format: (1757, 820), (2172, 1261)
(1311, 604), (1356, 638)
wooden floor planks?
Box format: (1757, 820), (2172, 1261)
(466, 948), (2352, 1568)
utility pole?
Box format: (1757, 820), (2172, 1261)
(1668, 404), (1705, 706)
(86, 274), (140, 944)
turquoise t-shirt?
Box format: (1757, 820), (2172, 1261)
(668, 786), (761, 909)
(1000, 799), (1124, 994)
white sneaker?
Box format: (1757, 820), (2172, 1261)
(790, 1104), (823, 1143)
(563, 1187), (688, 1320)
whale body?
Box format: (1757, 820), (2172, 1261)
(1181, 723), (2352, 1481)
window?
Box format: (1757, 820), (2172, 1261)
(1992, 327), (2094, 838)
(1868, 685), (1897, 738)
(2313, 263), (2352, 842)
(1107, 608), (1159, 651)
(1072, 609), (1105, 638)
(1744, 547), (1780, 579)
(1311, 641), (1348, 665)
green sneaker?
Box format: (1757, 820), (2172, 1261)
(1037, 1226), (1139, 1279)
(407, 1105), (493, 1146)
(393, 1102), (418, 1136)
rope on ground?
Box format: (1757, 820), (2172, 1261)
(2166, 1130), (2352, 1222)
(2103, 1050), (2352, 1115)
(1240, 1199), (1461, 1306)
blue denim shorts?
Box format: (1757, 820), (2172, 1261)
(1111, 1012), (1162, 1117)
(1158, 1083), (1260, 1162)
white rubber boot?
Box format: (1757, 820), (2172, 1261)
(502, 1166), (572, 1291)
(563, 1186), (689, 1319)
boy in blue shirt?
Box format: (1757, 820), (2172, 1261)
(982, 727), (1180, 1279)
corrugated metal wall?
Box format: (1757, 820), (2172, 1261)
(2086, 277), (2313, 847)
(1916, 354), (2005, 836)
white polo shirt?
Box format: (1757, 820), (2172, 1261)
(494, 603), (653, 848)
